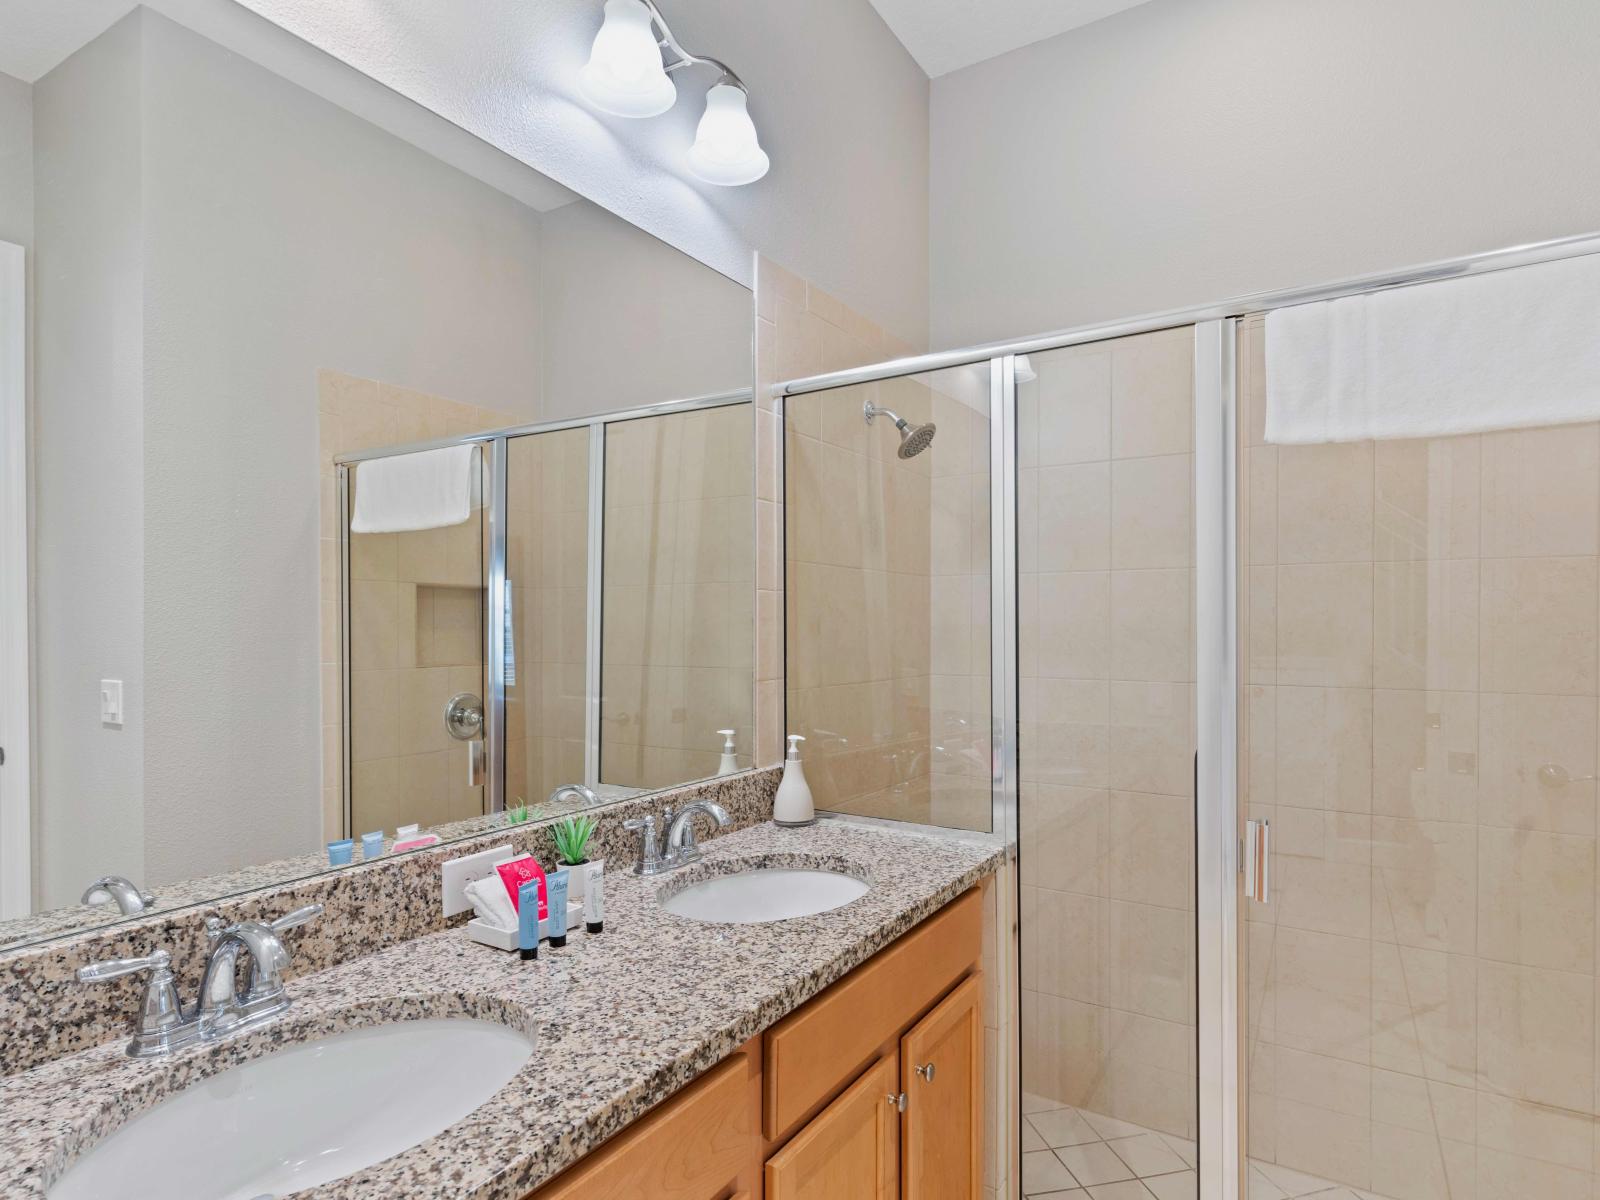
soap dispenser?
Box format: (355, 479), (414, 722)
(773, 734), (815, 827)
(716, 729), (739, 776)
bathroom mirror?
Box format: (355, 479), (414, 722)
(0, 0), (754, 949)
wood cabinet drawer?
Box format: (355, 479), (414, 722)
(763, 889), (982, 1142)
(530, 1041), (760, 1200)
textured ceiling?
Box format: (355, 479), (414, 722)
(866, 0), (1156, 76)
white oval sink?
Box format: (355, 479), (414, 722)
(50, 1018), (533, 1200)
(661, 867), (868, 923)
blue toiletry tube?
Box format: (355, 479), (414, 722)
(518, 879), (541, 961)
(326, 839), (354, 866)
(546, 869), (570, 948)
(360, 831), (383, 859)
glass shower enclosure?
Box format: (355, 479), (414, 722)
(779, 229), (1600, 1200)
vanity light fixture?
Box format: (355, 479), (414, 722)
(577, 0), (769, 186)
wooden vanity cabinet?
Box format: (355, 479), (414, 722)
(530, 1039), (762, 1200)
(526, 888), (984, 1200)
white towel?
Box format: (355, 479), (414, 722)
(1265, 252), (1600, 444)
(464, 875), (518, 932)
(350, 444), (480, 533)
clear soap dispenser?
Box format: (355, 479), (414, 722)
(716, 729), (739, 776)
(773, 734), (815, 827)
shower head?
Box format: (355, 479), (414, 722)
(863, 399), (937, 459)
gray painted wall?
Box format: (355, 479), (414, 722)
(32, 16), (147, 907)
(929, 0), (1600, 347)
(539, 200), (752, 420)
(0, 73), (30, 251)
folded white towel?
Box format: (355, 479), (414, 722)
(464, 875), (518, 932)
(350, 444), (480, 533)
(1265, 252), (1600, 444)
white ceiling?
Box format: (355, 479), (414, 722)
(867, 0), (1156, 77)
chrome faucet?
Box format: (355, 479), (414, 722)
(625, 801), (732, 875)
(81, 874), (156, 915)
(77, 903), (322, 1057)
(547, 782), (600, 808)
(664, 801), (731, 867)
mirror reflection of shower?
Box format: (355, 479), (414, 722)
(862, 398), (937, 458)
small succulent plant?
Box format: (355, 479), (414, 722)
(505, 799), (532, 826)
(552, 813), (597, 865)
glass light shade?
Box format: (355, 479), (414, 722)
(687, 83), (769, 186)
(578, 0), (676, 118)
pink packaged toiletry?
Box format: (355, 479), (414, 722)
(495, 856), (548, 919)
(391, 832), (441, 853)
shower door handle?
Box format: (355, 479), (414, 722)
(1243, 818), (1270, 904)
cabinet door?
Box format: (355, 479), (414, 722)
(765, 1053), (899, 1200)
(900, 972), (983, 1200)
(530, 1044), (760, 1200)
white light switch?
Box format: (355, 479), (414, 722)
(100, 679), (123, 727)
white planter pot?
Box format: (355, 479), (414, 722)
(556, 859), (600, 901)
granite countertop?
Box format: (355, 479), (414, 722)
(2, 818), (1004, 1200)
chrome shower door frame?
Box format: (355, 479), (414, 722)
(1194, 319), (1240, 1200)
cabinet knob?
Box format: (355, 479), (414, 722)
(915, 1062), (935, 1082)
(886, 1091), (907, 1112)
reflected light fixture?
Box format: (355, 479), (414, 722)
(577, 0), (769, 186)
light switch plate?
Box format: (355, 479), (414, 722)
(100, 679), (123, 727)
(441, 843), (517, 918)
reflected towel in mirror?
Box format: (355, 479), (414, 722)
(350, 443), (481, 532)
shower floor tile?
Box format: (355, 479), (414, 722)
(1020, 1103), (1396, 1200)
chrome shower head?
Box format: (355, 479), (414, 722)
(863, 400), (937, 459)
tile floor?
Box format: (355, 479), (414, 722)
(1021, 1095), (1397, 1200)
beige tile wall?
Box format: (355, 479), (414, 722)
(755, 256), (923, 767)
(599, 405), (755, 788)
(1241, 311), (1600, 1198)
(505, 427), (589, 806)
(785, 370), (935, 820)
(316, 369), (518, 839)
(1017, 328), (1199, 1141)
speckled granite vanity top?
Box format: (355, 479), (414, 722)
(2, 819), (1003, 1199)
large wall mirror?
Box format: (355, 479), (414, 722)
(0, 0), (754, 949)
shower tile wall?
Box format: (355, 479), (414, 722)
(317, 368), (517, 838)
(505, 427), (589, 804)
(1018, 327), (1198, 1142)
(1241, 312), (1600, 1199)
(755, 255), (923, 766)
(784, 364), (990, 831)
(599, 405), (755, 789)
(785, 374), (936, 821)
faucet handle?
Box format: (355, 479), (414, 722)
(79, 948), (189, 1057)
(270, 904), (324, 934)
(623, 814), (663, 875)
(77, 947), (172, 983)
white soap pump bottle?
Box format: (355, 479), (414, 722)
(773, 734), (815, 827)
(716, 729), (739, 776)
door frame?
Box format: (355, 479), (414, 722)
(0, 240), (30, 920)
(1195, 319), (1240, 1198)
